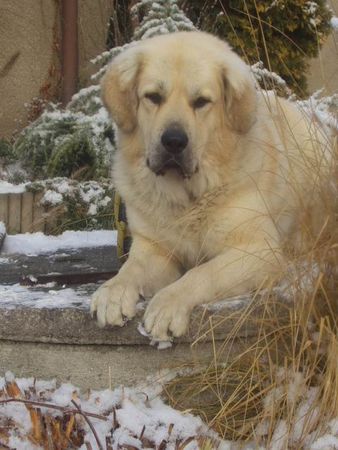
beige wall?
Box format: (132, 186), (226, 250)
(0, 0), (59, 138)
(0, 0), (112, 139)
(78, 0), (113, 85)
(307, 0), (338, 95)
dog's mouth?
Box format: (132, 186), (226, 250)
(147, 157), (194, 179)
(156, 159), (187, 177)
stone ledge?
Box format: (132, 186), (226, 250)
(0, 243), (281, 346)
(0, 286), (281, 345)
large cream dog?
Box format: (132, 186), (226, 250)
(90, 31), (331, 341)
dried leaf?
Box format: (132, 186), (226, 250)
(158, 439), (168, 450)
(168, 423), (174, 437)
(0, 429), (9, 444)
(65, 415), (75, 439)
(140, 437), (154, 447)
(29, 408), (43, 443)
(5, 381), (22, 399)
(106, 436), (113, 450)
(177, 437), (194, 449)
(44, 415), (55, 450)
(51, 421), (63, 448)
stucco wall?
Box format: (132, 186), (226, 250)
(78, 0), (112, 85)
(0, 0), (59, 139)
(0, 0), (112, 139)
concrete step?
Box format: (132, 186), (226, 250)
(0, 281), (279, 389)
(0, 238), (285, 390)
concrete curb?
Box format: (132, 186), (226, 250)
(0, 294), (261, 345)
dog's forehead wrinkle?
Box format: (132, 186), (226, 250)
(140, 79), (167, 93)
(141, 54), (218, 92)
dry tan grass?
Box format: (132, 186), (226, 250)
(163, 7), (338, 445)
(164, 144), (337, 448)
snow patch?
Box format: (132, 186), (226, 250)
(0, 283), (91, 309)
(0, 181), (26, 194)
(41, 189), (63, 206)
(0, 221), (5, 236)
(2, 229), (117, 256)
(331, 17), (338, 29)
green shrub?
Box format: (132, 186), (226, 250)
(182, 0), (332, 96)
(47, 131), (96, 179)
(0, 139), (14, 160)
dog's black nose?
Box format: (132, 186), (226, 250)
(161, 127), (188, 154)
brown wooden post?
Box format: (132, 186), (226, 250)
(8, 194), (22, 234)
(21, 192), (34, 233)
(61, 0), (79, 106)
(0, 195), (9, 228)
(32, 192), (45, 233)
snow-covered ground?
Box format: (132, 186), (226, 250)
(1, 371), (337, 450)
(1, 229), (117, 256)
(0, 283), (92, 309)
(0, 372), (220, 450)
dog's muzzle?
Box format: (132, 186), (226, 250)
(147, 126), (195, 178)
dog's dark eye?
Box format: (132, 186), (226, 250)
(145, 92), (163, 105)
(193, 97), (211, 109)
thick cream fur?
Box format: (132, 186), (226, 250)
(91, 32), (332, 340)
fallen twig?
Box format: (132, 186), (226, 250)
(0, 398), (108, 421)
(71, 399), (104, 450)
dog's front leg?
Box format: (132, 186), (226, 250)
(144, 242), (282, 341)
(91, 234), (182, 328)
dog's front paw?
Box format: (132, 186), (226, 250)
(143, 290), (191, 341)
(90, 279), (139, 328)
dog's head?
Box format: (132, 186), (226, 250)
(102, 32), (257, 178)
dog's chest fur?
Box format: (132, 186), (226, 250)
(125, 176), (230, 269)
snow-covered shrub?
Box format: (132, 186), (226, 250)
(297, 90), (338, 132)
(0, 139), (28, 184)
(26, 178), (115, 232)
(131, 0), (195, 40)
(92, 0), (195, 83)
(14, 88), (114, 180)
(250, 61), (293, 98)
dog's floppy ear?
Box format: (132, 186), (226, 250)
(101, 46), (142, 133)
(221, 51), (257, 134)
